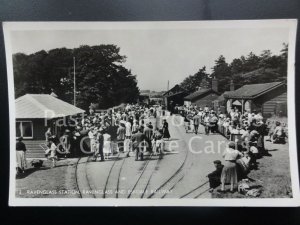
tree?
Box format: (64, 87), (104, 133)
(211, 55), (232, 92)
(179, 43), (288, 94)
(180, 66), (209, 93)
(13, 44), (140, 110)
(278, 43), (288, 80)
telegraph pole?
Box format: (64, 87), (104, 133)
(73, 57), (76, 106)
(167, 80), (169, 91)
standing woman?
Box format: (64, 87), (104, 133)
(16, 137), (27, 174)
(103, 130), (112, 160)
(125, 120), (132, 139)
(162, 119), (171, 140)
(219, 141), (243, 193)
(45, 127), (52, 148)
(255, 119), (267, 155)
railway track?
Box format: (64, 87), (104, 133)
(75, 115), (201, 199)
(126, 153), (162, 198)
(103, 152), (127, 198)
(75, 156), (96, 198)
(126, 116), (163, 198)
(179, 180), (209, 198)
(147, 115), (193, 198)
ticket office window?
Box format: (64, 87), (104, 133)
(16, 121), (33, 139)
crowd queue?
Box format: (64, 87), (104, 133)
(176, 104), (288, 193)
(16, 103), (171, 174)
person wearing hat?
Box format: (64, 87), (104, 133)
(16, 137), (27, 174)
(207, 160), (224, 192)
(219, 141), (243, 193)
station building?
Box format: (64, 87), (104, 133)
(223, 81), (287, 117)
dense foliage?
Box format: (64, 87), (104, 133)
(180, 43), (288, 93)
(13, 45), (140, 109)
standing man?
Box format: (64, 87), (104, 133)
(97, 129), (105, 161)
(144, 123), (153, 151)
(131, 128), (146, 161)
(193, 112), (201, 135)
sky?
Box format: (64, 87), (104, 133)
(10, 26), (289, 91)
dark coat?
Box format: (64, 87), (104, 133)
(162, 121), (170, 138)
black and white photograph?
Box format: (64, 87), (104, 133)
(3, 20), (299, 206)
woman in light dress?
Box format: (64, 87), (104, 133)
(125, 120), (132, 139)
(218, 141), (243, 193)
(48, 137), (58, 168)
(103, 131), (112, 160)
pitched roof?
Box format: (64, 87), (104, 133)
(15, 94), (85, 119)
(163, 85), (186, 97)
(224, 82), (285, 99)
(184, 88), (219, 101)
(216, 91), (234, 102)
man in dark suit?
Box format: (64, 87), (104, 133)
(143, 123), (153, 151)
(97, 129), (104, 161)
(131, 128), (146, 161)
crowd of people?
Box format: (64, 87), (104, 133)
(43, 103), (172, 165)
(177, 104), (287, 193)
(16, 103), (172, 174)
(16, 99), (288, 196)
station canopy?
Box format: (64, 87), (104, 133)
(15, 94), (85, 119)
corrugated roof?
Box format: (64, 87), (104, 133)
(15, 94), (85, 119)
(184, 88), (217, 101)
(224, 82), (285, 99)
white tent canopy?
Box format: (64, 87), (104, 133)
(15, 94), (85, 119)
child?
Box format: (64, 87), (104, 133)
(48, 137), (57, 168)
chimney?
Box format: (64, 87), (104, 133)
(212, 78), (218, 92)
(230, 80), (235, 91)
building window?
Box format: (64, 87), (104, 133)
(16, 121), (33, 139)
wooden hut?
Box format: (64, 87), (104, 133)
(15, 94), (85, 158)
(223, 82), (287, 117)
(163, 85), (188, 111)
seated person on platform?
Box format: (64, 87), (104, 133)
(207, 160), (224, 192)
(272, 121), (286, 143)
